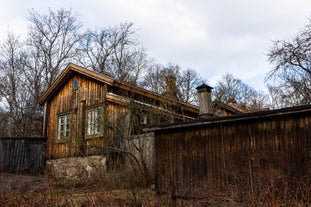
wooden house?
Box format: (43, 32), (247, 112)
(39, 63), (200, 159)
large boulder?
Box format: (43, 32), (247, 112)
(46, 155), (106, 183)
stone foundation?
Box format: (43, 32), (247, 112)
(46, 155), (106, 183)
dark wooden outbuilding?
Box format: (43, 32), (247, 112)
(147, 105), (311, 198)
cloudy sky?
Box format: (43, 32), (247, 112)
(1, 0), (311, 92)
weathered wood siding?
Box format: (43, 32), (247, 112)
(47, 74), (106, 158)
(155, 107), (311, 198)
(46, 74), (133, 158)
(126, 132), (155, 174)
(0, 137), (46, 174)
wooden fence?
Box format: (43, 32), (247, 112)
(151, 105), (311, 198)
(0, 137), (46, 174)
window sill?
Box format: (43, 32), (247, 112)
(55, 138), (70, 143)
(85, 134), (104, 139)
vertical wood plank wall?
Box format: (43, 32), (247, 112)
(155, 110), (311, 198)
(47, 75), (107, 158)
(0, 137), (46, 174)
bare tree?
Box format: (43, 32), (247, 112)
(0, 9), (83, 136)
(27, 8), (82, 89)
(0, 33), (34, 136)
(141, 62), (203, 104)
(23, 8), (83, 136)
(213, 73), (268, 111)
(0, 107), (9, 136)
(140, 62), (165, 94)
(75, 27), (119, 73)
(266, 18), (311, 107)
(76, 22), (147, 85)
(179, 69), (204, 105)
(141, 63), (181, 98)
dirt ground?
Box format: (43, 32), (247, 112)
(0, 173), (219, 207)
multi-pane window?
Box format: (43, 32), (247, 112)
(140, 114), (148, 125)
(87, 107), (103, 136)
(57, 114), (70, 139)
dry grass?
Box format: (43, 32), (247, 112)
(0, 165), (310, 207)
(0, 172), (191, 206)
(0, 170), (171, 207)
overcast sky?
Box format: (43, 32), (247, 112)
(1, 0), (311, 92)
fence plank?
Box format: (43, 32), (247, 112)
(0, 137), (46, 175)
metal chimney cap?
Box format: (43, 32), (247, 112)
(196, 84), (213, 92)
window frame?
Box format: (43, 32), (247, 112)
(140, 113), (148, 125)
(73, 79), (78, 90)
(57, 113), (71, 141)
(86, 106), (104, 138)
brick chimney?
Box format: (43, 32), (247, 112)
(196, 84), (213, 118)
(164, 75), (178, 99)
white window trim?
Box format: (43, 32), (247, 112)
(86, 107), (103, 136)
(57, 113), (70, 139)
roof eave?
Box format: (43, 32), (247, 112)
(38, 63), (199, 114)
(144, 104), (311, 132)
(113, 80), (199, 113)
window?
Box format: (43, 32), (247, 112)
(57, 114), (70, 139)
(140, 114), (147, 125)
(73, 79), (78, 90)
(86, 107), (103, 136)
